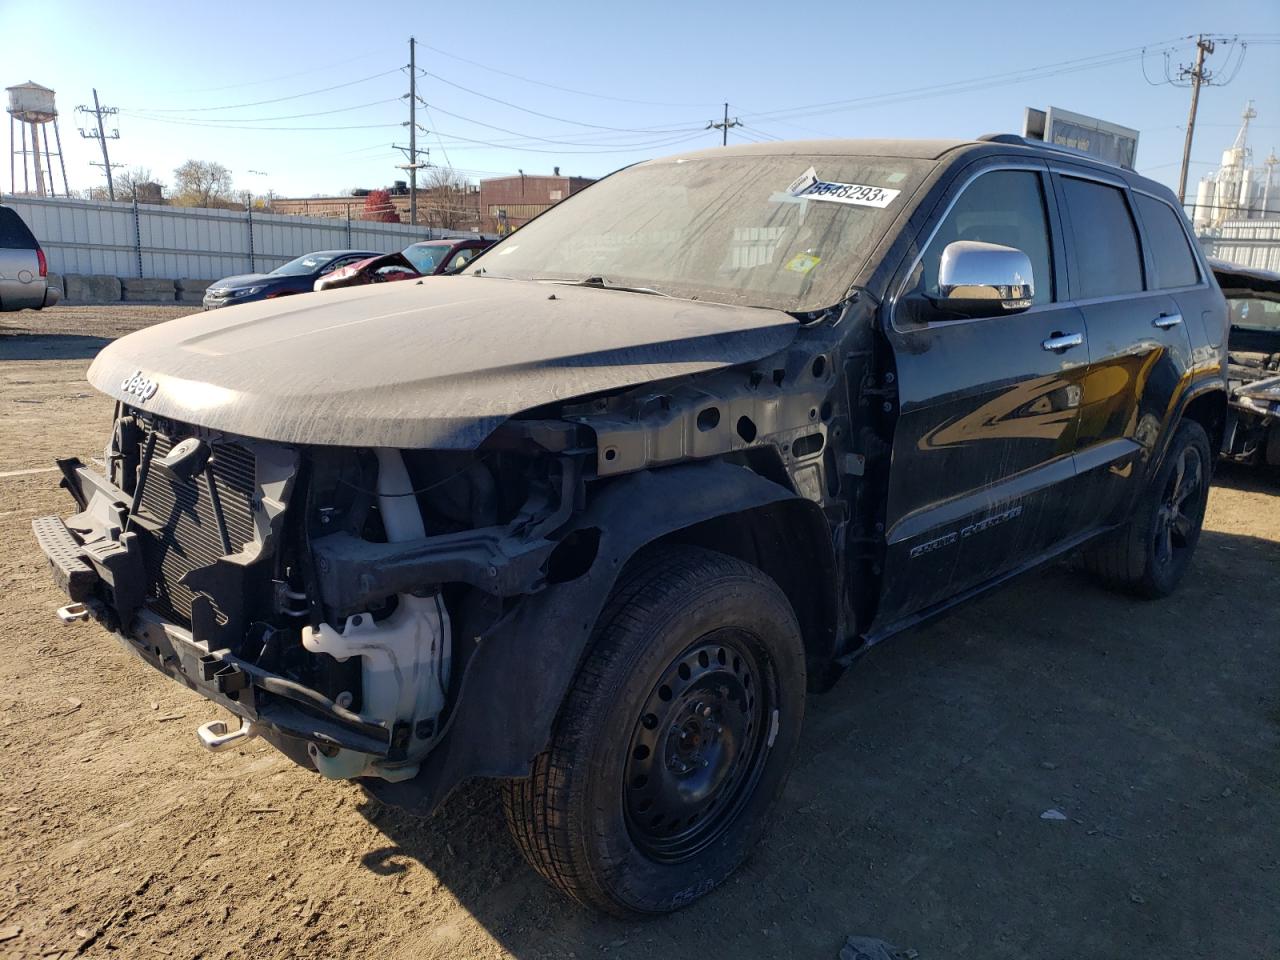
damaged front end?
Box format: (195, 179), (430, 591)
(1225, 362), (1280, 467)
(33, 405), (580, 784)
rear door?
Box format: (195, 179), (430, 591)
(0, 207), (43, 310)
(874, 162), (1089, 627)
(1052, 170), (1194, 531)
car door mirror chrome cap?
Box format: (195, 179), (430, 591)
(938, 240), (1034, 310)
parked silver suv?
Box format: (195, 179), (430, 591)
(0, 206), (60, 311)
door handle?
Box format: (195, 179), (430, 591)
(1042, 332), (1084, 352)
(1153, 313), (1183, 329)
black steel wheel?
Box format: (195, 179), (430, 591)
(502, 545), (806, 916)
(624, 632), (772, 863)
(1084, 419), (1212, 598)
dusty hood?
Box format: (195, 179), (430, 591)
(88, 276), (798, 448)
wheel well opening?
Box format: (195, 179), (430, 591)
(651, 500), (839, 689)
(1182, 390), (1228, 456)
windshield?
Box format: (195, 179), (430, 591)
(467, 153), (932, 311)
(270, 252), (337, 277)
(403, 243), (454, 274)
(1229, 297), (1280, 332)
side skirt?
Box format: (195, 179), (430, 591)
(841, 521), (1120, 663)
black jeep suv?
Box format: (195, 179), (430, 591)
(34, 136), (1227, 915)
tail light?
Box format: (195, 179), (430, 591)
(36, 247), (48, 278)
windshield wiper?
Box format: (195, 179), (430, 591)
(541, 276), (672, 298)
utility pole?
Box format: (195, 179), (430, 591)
(76, 88), (120, 200)
(1176, 36), (1214, 204)
(707, 102), (742, 146)
(409, 37), (417, 225)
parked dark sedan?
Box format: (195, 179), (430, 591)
(203, 250), (382, 309)
(313, 237), (493, 292)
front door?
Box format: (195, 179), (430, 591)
(873, 163), (1089, 630)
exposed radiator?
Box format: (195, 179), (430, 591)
(132, 429), (257, 626)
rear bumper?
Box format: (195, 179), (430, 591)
(31, 463), (401, 763)
(0, 277), (51, 311)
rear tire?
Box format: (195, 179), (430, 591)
(1084, 419), (1212, 598)
(502, 545), (806, 916)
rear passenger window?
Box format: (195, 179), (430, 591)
(1060, 178), (1144, 299)
(914, 169), (1054, 306)
(1135, 194), (1199, 288)
(0, 208), (38, 249)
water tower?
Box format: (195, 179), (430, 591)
(6, 81), (70, 197)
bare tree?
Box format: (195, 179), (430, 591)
(422, 166), (476, 231)
(115, 167), (165, 202)
(171, 159), (234, 207)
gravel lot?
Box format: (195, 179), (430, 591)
(2, 306), (1277, 960)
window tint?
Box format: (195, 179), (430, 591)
(914, 169), (1054, 306)
(1135, 194), (1199, 288)
(0, 208), (38, 249)
(1060, 178), (1144, 298)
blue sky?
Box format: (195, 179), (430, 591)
(2, 0), (1277, 201)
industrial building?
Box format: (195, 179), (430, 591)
(1193, 102), (1280, 272)
(478, 170), (595, 234)
(270, 181), (482, 233)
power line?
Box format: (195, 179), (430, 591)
(120, 97), (402, 124)
(411, 127), (709, 155)
(420, 70), (704, 133)
(167, 48), (395, 95)
(126, 68), (402, 113)
(418, 100), (703, 148)
(414, 40), (717, 109)
(741, 37), (1194, 124)
(119, 114), (404, 132)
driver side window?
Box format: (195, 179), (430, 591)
(913, 169), (1054, 306)
(448, 248), (476, 272)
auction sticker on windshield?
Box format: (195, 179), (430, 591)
(786, 166), (900, 208)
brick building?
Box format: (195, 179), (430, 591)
(478, 171), (595, 234)
(271, 182), (482, 232)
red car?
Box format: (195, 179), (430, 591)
(314, 237), (493, 292)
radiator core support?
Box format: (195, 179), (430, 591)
(302, 448), (452, 783)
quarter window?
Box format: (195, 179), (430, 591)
(0, 208), (38, 249)
(913, 169), (1054, 306)
(1060, 177), (1144, 299)
(1135, 194), (1199, 288)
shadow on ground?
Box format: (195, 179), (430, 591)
(0, 333), (113, 361)
(1213, 459), (1280, 494)
(352, 520), (1280, 959)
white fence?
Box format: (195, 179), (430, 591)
(1, 194), (461, 280)
(1198, 218), (1280, 274)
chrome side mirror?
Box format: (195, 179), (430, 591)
(935, 240), (1034, 317)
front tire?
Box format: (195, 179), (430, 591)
(1084, 419), (1212, 598)
(502, 545), (806, 916)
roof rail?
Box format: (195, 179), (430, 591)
(976, 132), (1132, 171)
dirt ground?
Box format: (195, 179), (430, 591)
(1, 306), (1277, 960)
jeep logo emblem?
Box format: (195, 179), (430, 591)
(120, 370), (159, 401)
